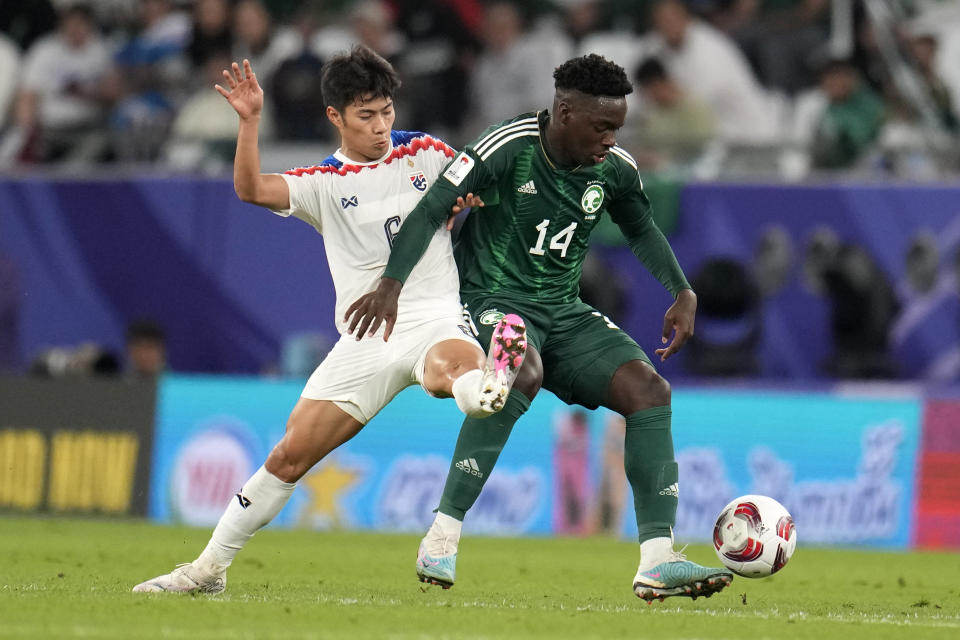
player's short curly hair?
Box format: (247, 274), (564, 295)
(321, 44), (401, 113)
(553, 54), (633, 97)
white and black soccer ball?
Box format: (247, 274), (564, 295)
(713, 494), (797, 578)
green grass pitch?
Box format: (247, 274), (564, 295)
(1, 516), (958, 639)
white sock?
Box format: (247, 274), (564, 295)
(425, 511), (463, 556)
(434, 512), (463, 538)
(638, 536), (674, 570)
(196, 465), (296, 572)
(452, 368), (487, 417)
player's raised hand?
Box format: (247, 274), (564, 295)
(214, 59), (263, 120)
(345, 277), (403, 341)
(446, 192), (485, 231)
(655, 288), (697, 361)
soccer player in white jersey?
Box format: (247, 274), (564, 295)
(132, 45), (526, 594)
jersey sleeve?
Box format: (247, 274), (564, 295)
(381, 145), (496, 283)
(606, 158), (691, 297)
(422, 134), (459, 182)
(270, 172), (325, 233)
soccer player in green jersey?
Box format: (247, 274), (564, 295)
(345, 54), (733, 602)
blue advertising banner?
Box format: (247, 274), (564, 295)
(150, 374), (562, 535)
(150, 376), (921, 547)
(664, 388), (923, 548)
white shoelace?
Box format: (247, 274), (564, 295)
(425, 523), (459, 557)
(666, 544), (689, 563)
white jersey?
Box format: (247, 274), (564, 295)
(273, 131), (462, 335)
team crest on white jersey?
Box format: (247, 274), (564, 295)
(409, 171), (428, 192)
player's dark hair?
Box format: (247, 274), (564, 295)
(321, 44), (401, 113)
(553, 54), (633, 97)
(634, 57), (668, 86)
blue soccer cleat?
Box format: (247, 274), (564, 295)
(416, 524), (458, 589)
(632, 551), (733, 603)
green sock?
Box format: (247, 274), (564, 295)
(438, 391), (532, 520)
(624, 406), (678, 543)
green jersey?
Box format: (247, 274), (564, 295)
(384, 111), (690, 303)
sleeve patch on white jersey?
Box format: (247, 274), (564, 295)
(443, 152), (475, 186)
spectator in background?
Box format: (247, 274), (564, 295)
(168, 49), (275, 169)
(466, 1), (570, 133)
(0, 32), (19, 129)
(29, 344), (120, 377)
(269, 8), (327, 141)
(683, 257), (761, 377)
(810, 58), (885, 170)
(348, 0), (404, 61)
(908, 30), (958, 132)
(109, 0), (191, 162)
(126, 320), (167, 377)
(13, 2), (115, 164)
(708, 0), (830, 95)
(188, 0), (233, 73)
(0, 32), (21, 166)
(627, 56), (715, 170)
(553, 410), (591, 536)
(0, 0), (56, 51)
(592, 414), (626, 535)
(0, 238), (21, 372)
(644, 0), (778, 144)
(904, 231), (940, 297)
(392, 0), (479, 140)
(752, 225), (794, 297)
(563, 0), (644, 74)
(821, 244), (898, 379)
(231, 0), (300, 91)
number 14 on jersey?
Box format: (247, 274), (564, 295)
(528, 219), (578, 258)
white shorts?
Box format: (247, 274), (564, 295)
(301, 311), (480, 423)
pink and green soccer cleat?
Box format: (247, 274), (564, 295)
(479, 313), (527, 413)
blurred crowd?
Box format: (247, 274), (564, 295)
(0, 0), (958, 179)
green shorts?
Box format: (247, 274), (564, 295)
(463, 293), (654, 410)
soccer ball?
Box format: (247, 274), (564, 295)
(712, 494), (797, 578)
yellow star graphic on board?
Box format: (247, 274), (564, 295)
(300, 461), (359, 527)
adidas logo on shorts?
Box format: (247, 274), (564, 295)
(455, 458), (483, 478)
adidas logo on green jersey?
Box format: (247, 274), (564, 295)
(517, 180), (537, 195)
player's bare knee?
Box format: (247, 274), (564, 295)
(265, 441), (308, 483)
(631, 366), (670, 409)
(647, 373), (671, 407)
(513, 348), (543, 399)
(609, 360), (670, 413)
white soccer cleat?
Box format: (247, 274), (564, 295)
(132, 562), (226, 594)
(479, 313), (527, 414)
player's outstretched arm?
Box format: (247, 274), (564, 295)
(215, 59), (289, 210)
(655, 288), (697, 361)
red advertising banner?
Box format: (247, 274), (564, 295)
(914, 399), (960, 548)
